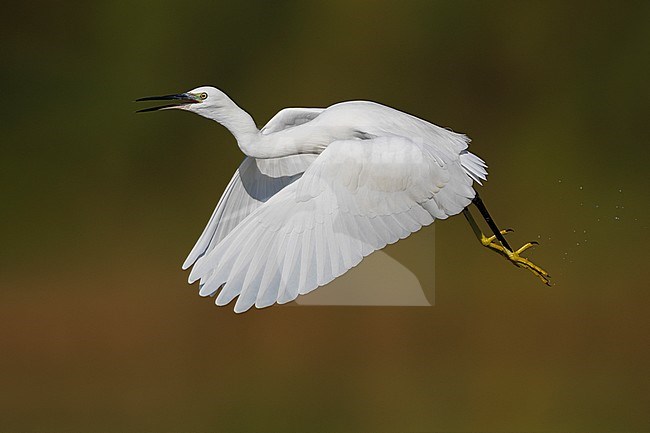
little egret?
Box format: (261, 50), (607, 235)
(136, 86), (550, 313)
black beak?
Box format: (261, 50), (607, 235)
(135, 93), (199, 113)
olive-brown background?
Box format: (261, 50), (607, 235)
(2, 1), (649, 431)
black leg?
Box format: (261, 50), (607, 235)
(472, 192), (512, 251)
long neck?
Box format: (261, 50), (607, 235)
(207, 100), (259, 153)
(203, 99), (323, 159)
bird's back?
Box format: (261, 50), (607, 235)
(311, 100), (487, 185)
(304, 100), (471, 157)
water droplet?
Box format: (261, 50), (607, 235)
(558, 179), (562, 183)
(583, 230), (587, 233)
(580, 202), (583, 206)
(579, 186), (583, 190)
(595, 204), (599, 208)
(576, 242), (580, 246)
(614, 216), (620, 221)
(618, 189), (622, 193)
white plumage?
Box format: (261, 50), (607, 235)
(137, 86), (487, 312)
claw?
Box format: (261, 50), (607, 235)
(463, 205), (551, 286)
(481, 229), (514, 246)
(515, 241), (538, 254)
(504, 248), (551, 285)
(481, 238), (551, 286)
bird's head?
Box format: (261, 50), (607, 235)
(136, 86), (234, 119)
(136, 85), (258, 143)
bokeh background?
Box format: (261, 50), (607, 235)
(2, 1), (649, 431)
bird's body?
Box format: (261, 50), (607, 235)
(137, 86), (550, 312)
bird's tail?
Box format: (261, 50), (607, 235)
(459, 150), (488, 185)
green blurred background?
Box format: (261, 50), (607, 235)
(2, 1), (649, 431)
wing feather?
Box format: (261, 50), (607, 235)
(261, 108), (325, 135)
(183, 155), (317, 270)
(188, 135), (479, 312)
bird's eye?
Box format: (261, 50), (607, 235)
(199, 92), (208, 100)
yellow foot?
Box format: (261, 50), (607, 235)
(481, 230), (552, 286)
(480, 228), (514, 247)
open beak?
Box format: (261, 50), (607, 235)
(135, 93), (200, 113)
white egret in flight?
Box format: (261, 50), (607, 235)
(137, 86), (550, 313)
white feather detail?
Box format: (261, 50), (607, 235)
(189, 135), (481, 313)
(183, 154), (317, 270)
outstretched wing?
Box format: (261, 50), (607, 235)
(183, 154), (318, 270)
(261, 107), (325, 135)
(188, 135), (477, 313)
